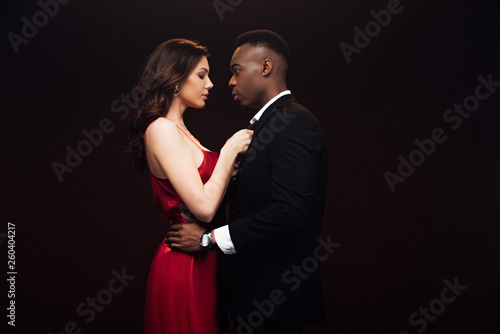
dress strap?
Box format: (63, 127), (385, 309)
(176, 125), (204, 151)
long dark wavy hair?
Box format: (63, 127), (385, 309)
(127, 39), (209, 173)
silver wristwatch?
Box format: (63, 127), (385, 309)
(200, 230), (213, 250)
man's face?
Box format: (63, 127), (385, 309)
(228, 43), (267, 109)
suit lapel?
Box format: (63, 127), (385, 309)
(239, 94), (296, 170)
(230, 94), (296, 204)
(251, 94), (296, 136)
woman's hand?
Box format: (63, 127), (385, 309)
(146, 120), (251, 224)
(222, 129), (253, 157)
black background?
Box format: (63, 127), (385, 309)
(1, 0), (499, 333)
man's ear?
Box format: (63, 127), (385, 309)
(262, 59), (273, 76)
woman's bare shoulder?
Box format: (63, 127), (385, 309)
(148, 117), (176, 132)
(146, 118), (180, 141)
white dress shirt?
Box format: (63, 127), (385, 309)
(213, 90), (292, 254)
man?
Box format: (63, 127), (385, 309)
(167, 29), (329, 333)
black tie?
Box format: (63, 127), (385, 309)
(247, 118), (258, 130)
(231, 120), (257, 180)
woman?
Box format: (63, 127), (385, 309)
(128, 39), (253, 334)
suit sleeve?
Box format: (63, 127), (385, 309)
(228, 109), (325, 255)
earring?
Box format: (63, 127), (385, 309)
(262, 72), (266, 76)
(173, 85), (180, 96)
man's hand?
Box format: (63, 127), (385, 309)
(166, 223), (206, 253)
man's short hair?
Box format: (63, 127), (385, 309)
(236, 29), (291, 66)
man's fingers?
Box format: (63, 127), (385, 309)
(165, 235), (181, 243)
(168, 242), (181, 250)
(169, 224), (182, 231)
(166, 230), (181, 238)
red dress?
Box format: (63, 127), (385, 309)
(143, 124), (220, 334)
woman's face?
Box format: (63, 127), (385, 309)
(178, 56), (213, 109)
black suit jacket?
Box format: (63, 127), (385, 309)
(226, 94), (329, 324)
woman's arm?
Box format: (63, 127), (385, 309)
(145, 118), (252, 222)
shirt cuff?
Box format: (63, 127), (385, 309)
(213, 225), (236, 254)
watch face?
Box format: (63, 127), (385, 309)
(201, 234), (210, 247)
